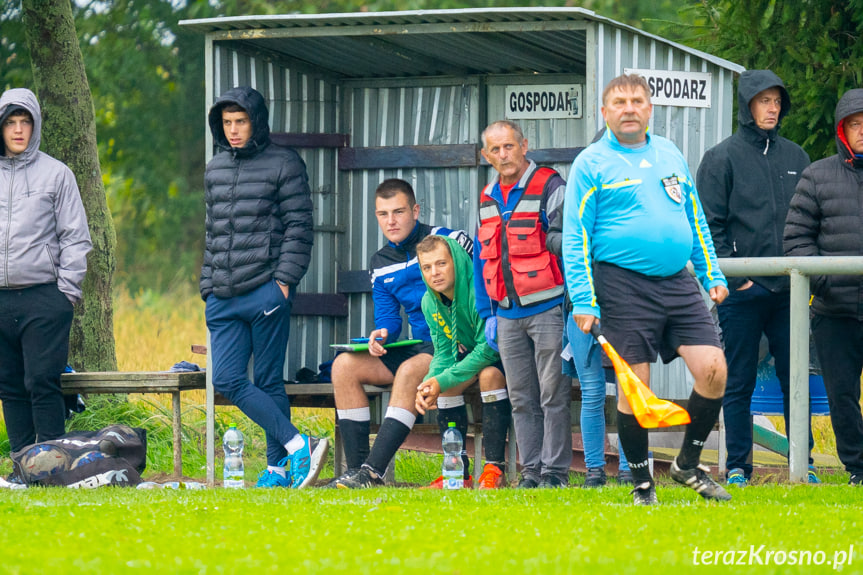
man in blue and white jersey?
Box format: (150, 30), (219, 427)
(328, 178), (472, 488)
(563, 73), (731, 505)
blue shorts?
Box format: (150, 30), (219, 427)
(594, 262), (720, 366)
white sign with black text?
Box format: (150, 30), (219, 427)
(505, 84), (583, 120)
(624, 68), (712, 109)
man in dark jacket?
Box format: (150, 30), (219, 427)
(785, 88), (863, 485)
(201, 86), (326, 489)
(698, 70), (816, 486)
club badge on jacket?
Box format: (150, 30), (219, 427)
(662, 175), (683, 204)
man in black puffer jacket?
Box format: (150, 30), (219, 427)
(698, 70), (814, 486)
(201, 86), (327, 489)
(785, 88), (863, 486)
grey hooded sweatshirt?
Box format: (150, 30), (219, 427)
(0, 88), (92, 303)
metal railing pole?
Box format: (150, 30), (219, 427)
(788, 270), (810, 483)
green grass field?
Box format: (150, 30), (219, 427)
(3, 287), (862, 573)
(0, 483), (860, 574)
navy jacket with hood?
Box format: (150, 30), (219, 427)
(784, 89), (863, 319)
(697, 70), (810, 292)
(200, 86), (313, 300)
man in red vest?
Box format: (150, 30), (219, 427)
(474, 120), (572, 488)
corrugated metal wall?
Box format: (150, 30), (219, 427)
(484, 74), (590, 182)
(340, 80), (480, 348)
(212, 44), (343, 379)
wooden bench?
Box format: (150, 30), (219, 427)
(60, 371), (206, 477)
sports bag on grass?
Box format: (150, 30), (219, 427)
(11, 424), (147, 488)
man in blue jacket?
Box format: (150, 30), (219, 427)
(328, 179), (474, 489)
(564, 74), (731, 505)
(201, 86), (326, 489)
(698, 70), (816, 486)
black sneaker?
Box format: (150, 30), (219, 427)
(631, 481), (658, 505)
(322, 468), (360, 489)
(583, 467), (607, 488)
(517, 476), (540, 489)
(334, 465), (384, 489)
(538, 475), (567, 488)
(850, 474), (862, 486)
(617, 469), (634, 486)
(669, 458), (731, 501)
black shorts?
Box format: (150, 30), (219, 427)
(380, 340), (435, 376)
(456, 348), (505, 380)
(594, 262), (720, 366)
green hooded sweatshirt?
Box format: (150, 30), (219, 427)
(421, 236), (500, 391)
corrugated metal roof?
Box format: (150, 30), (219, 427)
(180, 8), (743, 80)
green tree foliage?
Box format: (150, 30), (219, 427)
(20, 0), (117, 370)
(1, 0), (714, 294)
(674, 0), (863, 162)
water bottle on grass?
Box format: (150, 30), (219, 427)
(223, 424), (245, 489)
(442, 422), (464, 490)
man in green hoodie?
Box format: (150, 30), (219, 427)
(415, 235), (511, 489)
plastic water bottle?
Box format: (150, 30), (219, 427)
(223, 424), (245, 489)
(441, 422), (464, 490)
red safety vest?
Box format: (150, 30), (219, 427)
(477, 166), (564, 309)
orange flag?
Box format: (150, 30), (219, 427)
(590, 324), (690, 429)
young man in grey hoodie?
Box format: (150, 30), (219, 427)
(0, 88), (92, 459)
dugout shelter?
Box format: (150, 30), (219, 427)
(180, 8), (745, 398)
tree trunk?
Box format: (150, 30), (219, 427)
(21, 0), (117, 371)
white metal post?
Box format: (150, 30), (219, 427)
(788, 270), (810, 482)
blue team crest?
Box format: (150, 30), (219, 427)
(662, 175), (683, 204)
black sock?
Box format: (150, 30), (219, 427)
(677, 390), (723, 469)
(618, 411), (651, 485)
(438, 404), (470, 479)
(365, 417), (411, 476)
(338, 418), (370, 471)
(481, 397), (511, 468)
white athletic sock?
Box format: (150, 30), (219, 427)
(437, 395), (465, 409)
(384, 406), (416, 429)
(267, 465), (287, 478)
(285, 433), (306, 455)
(337, 407), (371, 422)
(481, 389), (509, 403)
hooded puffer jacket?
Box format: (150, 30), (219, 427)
(0, 88), (91, 303)
(421, 236), (499, 392)
(784, 89), (863, 319)
(200, 86), (313, 300)
(698, 70), (810, 292)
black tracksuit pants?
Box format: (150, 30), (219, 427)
(812, 313), (863, 475)
(0, 284), (73, 453)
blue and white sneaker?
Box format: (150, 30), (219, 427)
(808, 465), (821, 484)
(256, 457), (291, 488)
(726, 468), (748, 487)
(289, 435), (328, 489)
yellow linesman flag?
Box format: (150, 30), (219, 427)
(590, 324), (690, 429)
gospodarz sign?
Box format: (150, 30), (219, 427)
(624, 69), (712, 108)
(505, 84), (583, 119)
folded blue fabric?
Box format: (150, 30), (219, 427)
(169, 361), (202, 373)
